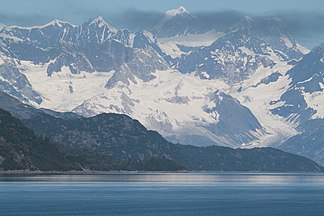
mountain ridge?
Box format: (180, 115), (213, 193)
(21, 106), (324, 172)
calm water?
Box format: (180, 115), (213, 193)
(0, 172), (324, 216)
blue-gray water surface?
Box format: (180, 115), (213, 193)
(0, 172), (324, 216)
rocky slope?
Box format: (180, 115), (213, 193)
(271, 44), (324, 123)
(279, 119), (324, 166)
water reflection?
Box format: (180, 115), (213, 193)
(1, 172), (324, 185)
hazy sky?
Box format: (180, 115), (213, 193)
(1, 0), (324, 48)
(1, 0), (324, 24)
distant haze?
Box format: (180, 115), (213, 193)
(1, 0), (324, 48)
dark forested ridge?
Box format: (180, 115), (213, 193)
(0, 108), (183, 171)
(0, 91), (323, 172)
(0, 108), (77, 171)
(20, 111), (324, 172)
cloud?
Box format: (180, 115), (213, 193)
(0, 14), (54, 27)
(195, 10), (244, 30)
(275, 11), (324, 35)
(194, 10), (324, 47)
(106, 9), (244, 32)
(2, 8), (324, 35)
(257, 11), (324, 48)
(107, 8), (163, 31)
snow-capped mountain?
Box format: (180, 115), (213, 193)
(0, 17), (169, 81)
(271, 44), (324, 123)
(173, 16), (306, 83)
(151, 7), (224, 59)
(151, 6), (210, 38)
(0, 8), (322, 150)
(0, 56), (42, 104)
(230, 43), (323, 148)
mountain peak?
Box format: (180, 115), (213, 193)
(88, 16), (106, 25)
(150, 6), (209, 37)
(165, 6), (189, 17)
(86, 16), (117, 31)
(93, 16), (105, 22)
(44, 19), (73, 28)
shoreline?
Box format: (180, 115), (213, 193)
(0, 170), (323, 176)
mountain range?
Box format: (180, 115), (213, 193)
(0, 7), (323, 166)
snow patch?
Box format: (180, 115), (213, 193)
(239, 47), (255, 56)
(159, 30), (224, 47)
(281, 36), (293, 48)
(158, 43), (183, 58)
(158, 30), (225, 58)
(165, 6), (189, 17)
(231, 56), (298, 147)
(0, 33), (23, 42)
(296, 44), (310, 55)
(20, 61), (114, 111)
(304, 89), (324, 119)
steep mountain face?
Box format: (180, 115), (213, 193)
(22, 111), (323, 172)
(44, 17), (134, 75)
(173, 17), (305, 83)
(0, 17), (170, 94)
(230, 44), (324, 148)
(279, 119), (324, 166)
(0, 91), (43, 119)
(106, 46), (170, 88)
(271, 44), (324, 123)
(0, 108), (77, 171)
(0, 57), (42, 104)
(0, 17), (167, 78)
